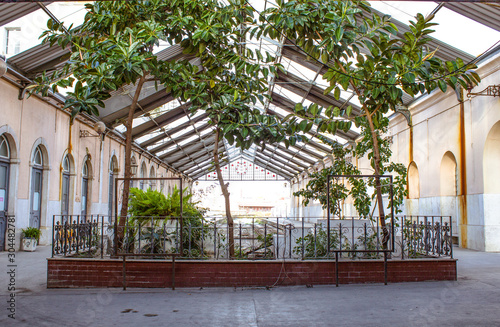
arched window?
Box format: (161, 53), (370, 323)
(33, 146), (43, 166)
(0, 135), (11, 247)
(81, 158), (91, 219)
(108, 155), (119, 222)
(149, 166), (156, 189)
(0, 135), (10, 160)
(159, 173), (165, 192)
(61, 155), (71, 217)
(140, 162), (147, 190)
(30, 145), (44, 228)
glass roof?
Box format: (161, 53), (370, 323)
(370, 1), (500, 57)
(1, 1), (499, 181)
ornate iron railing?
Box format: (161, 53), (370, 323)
(399, 215), (453, 259)
(52, 215), (105, 257)
(52, 215), (453, 260)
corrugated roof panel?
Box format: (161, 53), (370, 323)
(0, 3), (50, 27)
(442, 3), (500, 33)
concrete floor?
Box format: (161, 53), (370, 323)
(0, 246), (499, 326)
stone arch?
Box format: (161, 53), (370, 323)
(0, 127), (20, 224)
(30, 138), (50, 169)
(440, 151), (458, 196)
(408, 162), (420, 199)
(484, 121), (500, 194)
(0, 125), (19, 160)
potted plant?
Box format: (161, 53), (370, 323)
(21, 227), (41, 252)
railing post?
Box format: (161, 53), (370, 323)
(384, 251), (388, 285)
(276, 217), (280, 259)
(101, 215), (104, 259)
(51, 215), (55, 258)
(264, 223), (268, 258)
(301, 217), (305, 260)
(213, 220), (217, 259)
(151, 216), (155, 254)
(450, 216), (454, 259)
(335, 251), (339, 287)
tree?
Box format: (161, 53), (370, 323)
(30, 0), (299, 256)
(176, 1), (300, 257)
(262, 0), (480, 247)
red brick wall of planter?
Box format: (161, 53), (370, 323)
(47, 258), (456, 288)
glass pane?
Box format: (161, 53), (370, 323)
(0, 189), (5, 211)
(35, 171), (41, 191)
(63, 156), (70, 172)
(83, 161), (88, 177)
(33, 192), (40, 211)
(34, 147), (43, 165)
(0, 136), (9, 158)
(0, 165), (6, 188)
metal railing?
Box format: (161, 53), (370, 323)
(51, 215), (106, 258)
(51, 215), (453, 260)
(399, 215), (453, 259)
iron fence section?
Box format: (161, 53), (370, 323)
(51, 215), (453, 260)
(52, 215), (106, 258)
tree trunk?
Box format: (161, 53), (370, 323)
(334, 59), (390, 249)
(213, 128), (234, 258)
(117, 75), (146, 247)
(364, 108), (389, 249)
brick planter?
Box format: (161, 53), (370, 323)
(47, 258), (456, 288)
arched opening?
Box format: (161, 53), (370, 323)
(484, 121), (500, 194)
(440, 152), (458, 196)
(149, 165), (156, 190)
(483, 121), (500, 251)
(440, 151), (458, 240)
(81, 156), (93, 219)
(108, 155), (119, 222)
(159, 173), (165, 193)
(0, 134), (11, 251)
(408, 162), (420, 199)
(139, 161), (147, 190)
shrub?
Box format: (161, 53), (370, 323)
(22, 227), (41, 241)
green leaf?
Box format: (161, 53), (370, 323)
(437, 80), (447, 93)
(334, 87), (341, 100)
(298, 120), (308, 132)
(295, 103), (304, 112)
(346, 105), (352, 117)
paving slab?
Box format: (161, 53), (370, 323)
(0, 246), (499, 326)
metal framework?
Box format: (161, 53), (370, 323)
(1, 1), (499, 181)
